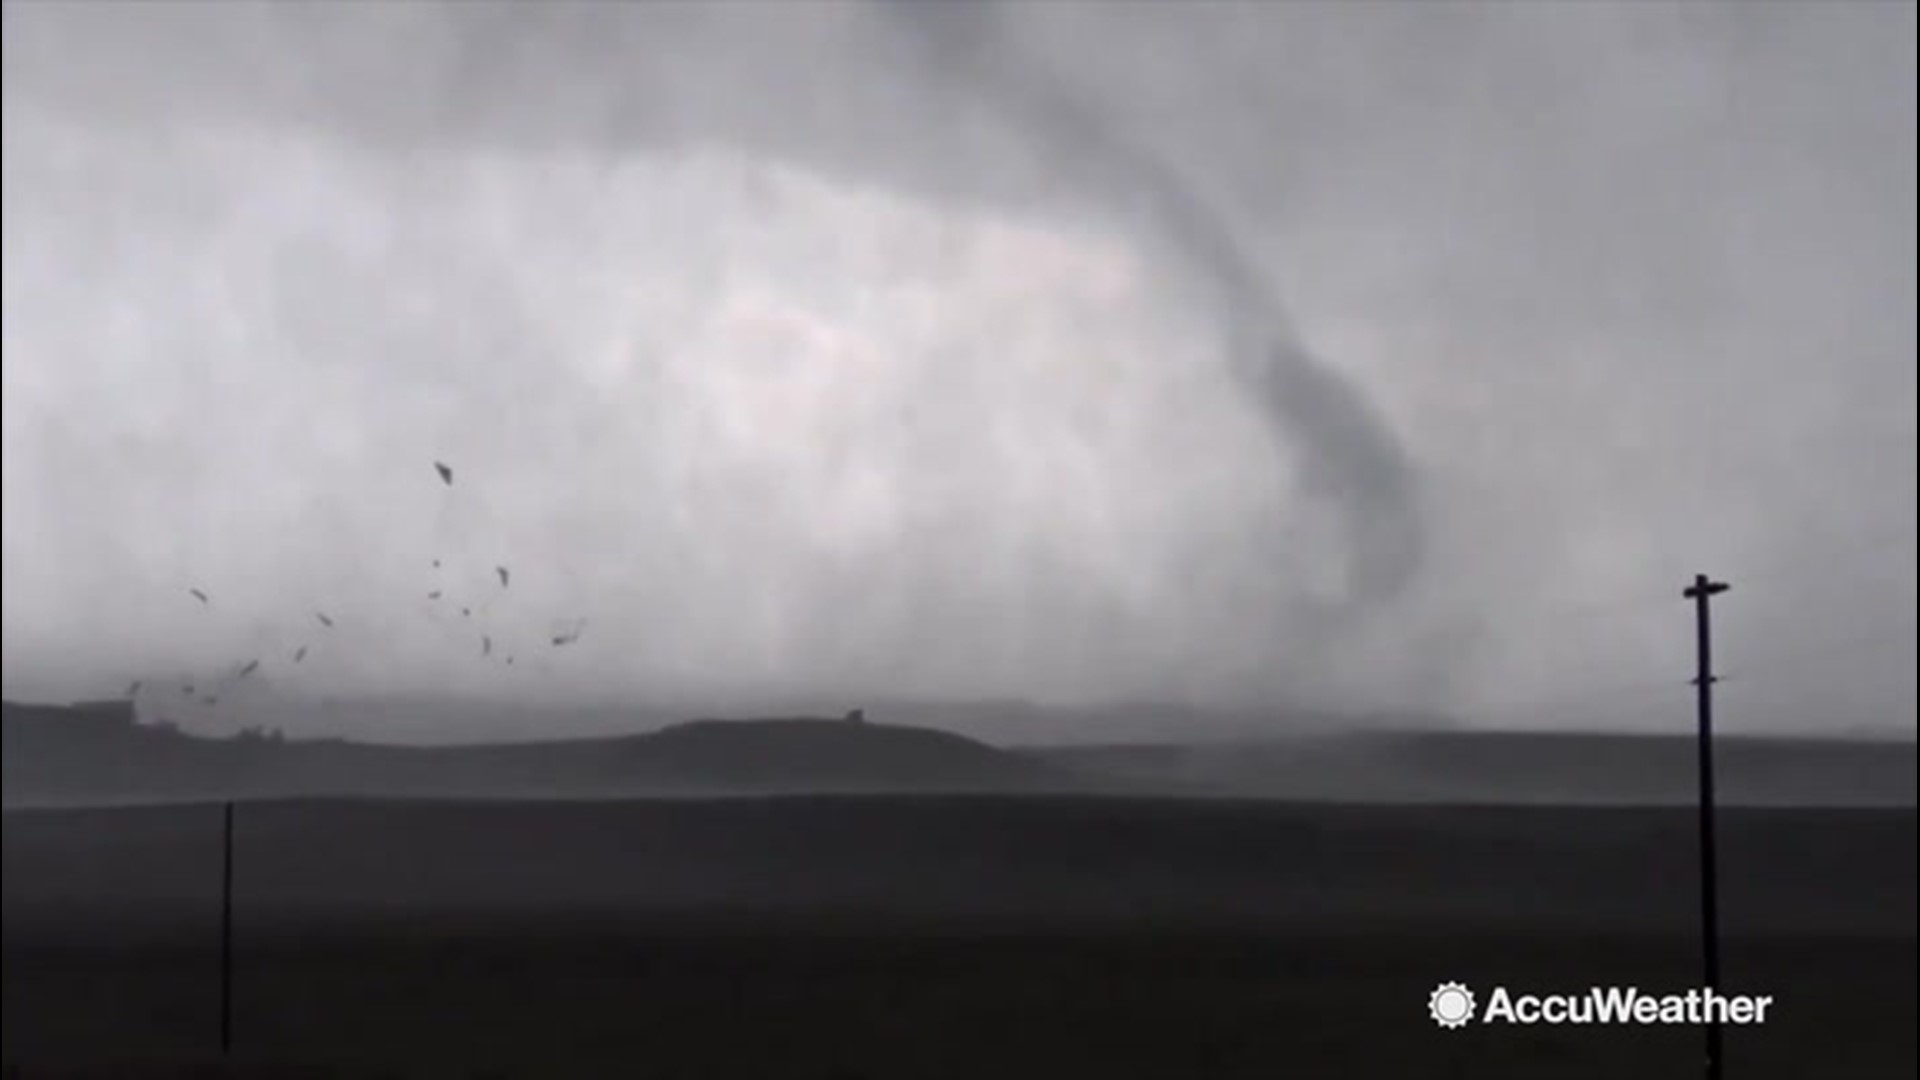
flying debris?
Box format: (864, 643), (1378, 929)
(202, 696), (218, 707)
(315, 612), (334, 628)
(188, 589), (209, 604)
(461, 607), (471, 618)
(428, 590), (442, 600)
(236, 660), (260, 679)
(434, 461), (454, 486)
(432, 559), (442, 569)
(551, 619), (587, 647)
(506, 656), (515, 666)
(496, 566), (510, 588)
(126, 680), (142, 697)
(293, 646), (308, 663)
(181, 684), (194, 696)
(482, 635), (493, 657)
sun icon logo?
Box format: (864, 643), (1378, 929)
(1429, 982), (1476, 1029)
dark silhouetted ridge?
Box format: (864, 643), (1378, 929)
(1, 701), (1061, 804)
(637, 716), (1044, 789)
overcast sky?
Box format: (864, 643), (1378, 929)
(2, 0), (1913, 739)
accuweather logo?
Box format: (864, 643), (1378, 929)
(1428, 982), (1775, 1028)
(1429, 982), (1477, 1028)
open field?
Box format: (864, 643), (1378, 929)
(5, 796), (1915, 1078)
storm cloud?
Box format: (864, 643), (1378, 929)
(2, 1), (1912, 738)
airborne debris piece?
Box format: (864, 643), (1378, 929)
(315, 612), (334, 628)
(202, 696), (218, 707)
(188, 589), (209, 604)
(550, 618), (586, 647)
(428, 590), (442, 600)
(434, 461), (453, 486)
(126, 680), (142, 697)
(482, 635), (492, 657)
(236, 660), (260, 679)
(432, 559), (442, 569)
(293, 645), (308, 663)
(182, 684), (194, 696)
(461, 607), (471, 618)
(496, 566), (510, 588)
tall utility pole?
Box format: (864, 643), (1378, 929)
(1684, 573), (1730, 1080)
(221, 800), (234, 1057)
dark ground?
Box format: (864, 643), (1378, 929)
(5, 797), (1915, 1078)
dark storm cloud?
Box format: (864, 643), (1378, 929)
(2, 1), (1912, 738)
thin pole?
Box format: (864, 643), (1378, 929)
(221, 799), (234, 1057)
(1684, 573), (1729, 1080)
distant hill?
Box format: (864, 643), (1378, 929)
(5, 699), (1911, 807)
(0, 701), (1064, 806)
(632, 718), (1053, 789)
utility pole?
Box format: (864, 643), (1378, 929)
(1684, 573), (1729, 1080)
(221, 799), (234, 1057)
